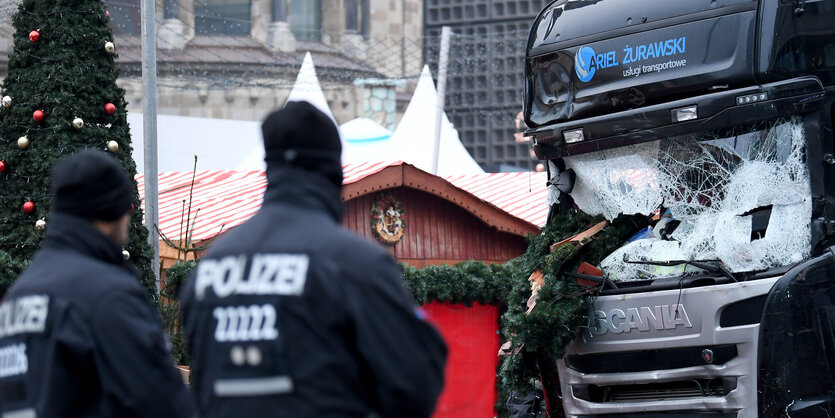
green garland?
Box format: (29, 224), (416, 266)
(142, 212), (648, 411)
(400, 212), (648, 409)
(401, 260), (514, 306)
(498, 212), (647, 390)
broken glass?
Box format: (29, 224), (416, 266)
(564, 117), (811, 281)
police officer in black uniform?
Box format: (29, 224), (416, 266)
(0, 150), (196, 417)
(180, 101), (448, 418)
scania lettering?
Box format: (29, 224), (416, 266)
(589, 304), (693, 336)
(524, 0), (835, 416)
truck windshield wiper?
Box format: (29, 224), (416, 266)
(562, 272), (619, 289)
(622, 257), (739, 282)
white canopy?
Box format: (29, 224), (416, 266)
(131, 62), (484, 175)
(341, 117), (392, 142)
(129, 113), (261, 173)
(339, 118), (397, 165)
(388, 65), (483, 175)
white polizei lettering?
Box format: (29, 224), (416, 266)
(194, 258), (217, 300)
(195, 254), (310, 300)
(250, 254), (280, 294)
(0, 296), (49, 338)
(12, 301), (25, 335)
(0, 303), (11, 336)
(26, 297), (48, 333)
(212, 256), (248, 299)
(212, 304), (279, 342)
(195, 259), (219, 301)
(0, 343), (28, 378)
(273, 255), (309, 296)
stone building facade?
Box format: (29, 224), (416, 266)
(0, 0), (423, 127)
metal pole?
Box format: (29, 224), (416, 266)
(141, 0), (160, 294)
(431, 26), (451, 175)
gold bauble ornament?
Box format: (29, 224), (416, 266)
(122, 249), (130, 260)
(35, 219), (46, 230)
(104, 41), (115, 53)
(106, 140), (119, 152)
(72, 117), (84, 129)
(17, 136), (29, 149)
(1, 96), (11, 107)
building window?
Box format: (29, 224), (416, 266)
(106, 0), (141, 36)
(272, 0), (287, 22)
(345, 0), (368, 35)
(195, 0), (252, 36)
(289, 0), (321, 41)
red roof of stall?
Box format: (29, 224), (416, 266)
(137, 162), (547, 241)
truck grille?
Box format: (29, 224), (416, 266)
(573, 378), (737, 403)
(565, 345), (737, 374)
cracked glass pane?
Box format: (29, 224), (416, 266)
(564, 117), (811, 281)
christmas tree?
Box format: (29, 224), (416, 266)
(0, 0), (156, 297)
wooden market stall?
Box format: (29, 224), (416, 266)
(341, 162), (540, 265)
(338, 163), (546, 417)
(140, 162), (549, 417)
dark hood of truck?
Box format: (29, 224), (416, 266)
(525, 0), (835, 129)
(527, 0), (756, 53)
(523, 0), (759, 127)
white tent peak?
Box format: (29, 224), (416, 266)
(285, 52), (335, 122)
(389, 65), (483, 175)
(414, 65), (436, 104)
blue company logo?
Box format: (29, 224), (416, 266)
(573, 37), (686, 83)
(574, 46), (596, 82)
(574, 45), (618, 83)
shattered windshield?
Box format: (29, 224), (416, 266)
(563, 117), (811, 281)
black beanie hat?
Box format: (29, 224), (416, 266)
(51, 150), (133, 221)
(261, 101), (343, 186)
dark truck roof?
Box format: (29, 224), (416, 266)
(523, 0), (835, 131)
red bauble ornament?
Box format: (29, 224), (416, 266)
(106, 10), (110, 18)
(104, 103), (116, 115)
(29, 30), (40, 42)
(23, 201), (35, 214)
(33, 109), (45, 122)
(0, 161), (6, 173)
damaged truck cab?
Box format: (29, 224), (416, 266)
(524, 0), (835, 416)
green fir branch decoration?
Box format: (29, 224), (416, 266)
(0, 0), (156, 298)
(151, 210), (649, 408)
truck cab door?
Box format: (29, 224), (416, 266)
(758, 248), (835, 416)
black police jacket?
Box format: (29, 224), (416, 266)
(0, 214), (196, 417)
(180, 168), (448, 418)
